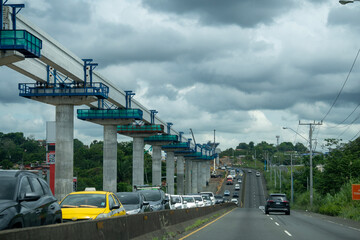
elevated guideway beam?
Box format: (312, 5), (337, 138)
(2, 13), (190, 140)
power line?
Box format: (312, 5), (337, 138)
(326, 103), (360, 129)
(337, 111), (360, 139)
(321, 48), (360, 122)
(350, 129), (360, 141)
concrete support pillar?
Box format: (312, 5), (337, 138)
(133, 137), (144, 190)
(185, 159), (192, 194)
(103, 125), (117, 193)
(55, 105), (74, 201)
(166, 151), (175, 194)
(177, 155), (185, 195)
(216, 155), (219, 166)
(202, 162), (207, 188)
(152, 145), (162, 186)
(206, 161), (211, 182)
(191, 161), (198, 194)
(197, 161), (202, 192)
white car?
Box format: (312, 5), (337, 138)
(234, 184), (240, 191)
(256, 172), (261, 177)
(182, 196), (197, 208)
(201, 194), (212, 206)
(231, 198), (238, 205)
(200, 192), (215, 205)
(192, 195), (205, 207)
(169, 195), (184, 209)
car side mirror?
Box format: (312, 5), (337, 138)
(143, 201), (149, 206)
(19, 193), (41, 202)
(111, 204), (120, 210)
(183, 201), (187, 204)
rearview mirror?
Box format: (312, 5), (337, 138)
(111, 204), (120, 210)
(19, 193), (41, 202)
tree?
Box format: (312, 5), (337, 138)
(294, 142), (307, 153)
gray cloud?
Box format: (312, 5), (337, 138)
(328, 5), (360, 29)
(141, 0), (298, 27)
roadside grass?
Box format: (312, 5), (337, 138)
(184, 211), (224, 232)
(317, 180), (360, 221)
(264, 168), (360, 222)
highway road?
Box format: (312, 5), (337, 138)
(182, 169), (360, 240)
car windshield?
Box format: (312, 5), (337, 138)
(183, 196), (194, 202)
(116, 194), (139, 205)
(194, 196), (202, 201)
(60, 194), (106, 208)
(0, 177), (17, 200)
(202, 195), (210, 200)
(171, 196), (181, 204)
(270, 196), (286, 201)
(141, 191), (161, 201)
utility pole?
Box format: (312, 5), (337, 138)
(280, 167), (282, 193)
(299, 120), (322, 207)
(254, 149), (257, 168)
(214, 129), (216, 168)
(291, 153), (294, 204)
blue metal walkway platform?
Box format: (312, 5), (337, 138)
(0, 30), (42, 58)
(19, 82), (109, 99)
(77, 109), (143, 120)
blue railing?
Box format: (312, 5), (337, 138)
(163, 142), (189, 149)
(0, 30), (42, 58)
(77, 109), (143, 120)
(144, 135), (178, 142)
(19, 82), (109, 99)
(117, 125), (164, 134)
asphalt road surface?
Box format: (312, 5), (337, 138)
(183, 169), (360, 240)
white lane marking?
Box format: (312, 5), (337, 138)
(284, 230), (292, 237)
(270, 217), (273, 220)
(275, 222), (280, 226)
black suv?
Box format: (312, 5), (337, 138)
(0, 170), (62, 230)
(115, 192), (151, 215)
(135, 186), (169, 211)
(265, 193), (290, 215)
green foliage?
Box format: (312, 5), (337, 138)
(0, 132), (46, 168)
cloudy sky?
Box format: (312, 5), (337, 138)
(1, 0), (360, 152)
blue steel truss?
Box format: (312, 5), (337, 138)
(19, 82), (109, 99)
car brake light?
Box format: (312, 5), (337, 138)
(283, 200), (289, 203)
(267, 200), (274, 203)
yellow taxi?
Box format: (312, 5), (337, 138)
(59, 190), (126, 222)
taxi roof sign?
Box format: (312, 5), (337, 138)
(352, 184), (360, 200)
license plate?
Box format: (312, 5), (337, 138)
(276, 202), (280, 205)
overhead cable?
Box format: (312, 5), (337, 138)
(321, 48), (360, 122)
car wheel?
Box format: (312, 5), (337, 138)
(286, 210), (290, 215)
(265, 210), (269, 214)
